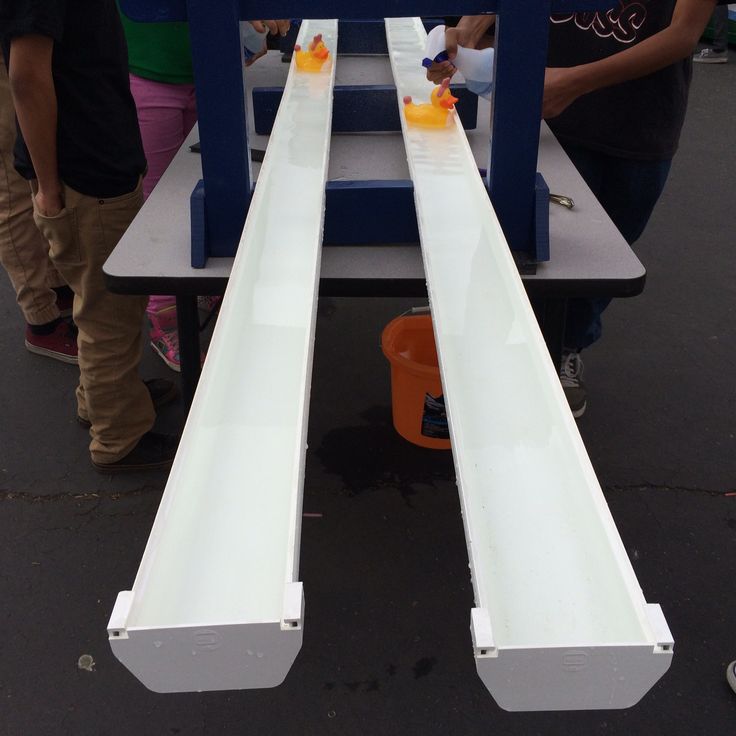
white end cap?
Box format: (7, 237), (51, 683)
(471, 608), (497, 658)
(282, 582), (304, 630)
(107, 590), (133, 640)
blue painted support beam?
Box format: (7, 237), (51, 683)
(186, 0), (252, 259)
(121, 1), (617, 23)
(323, 180), (417, 244)
(534, 173), (551, 262)
(338, 18), (443, 54)
(339, 19), (393, 54)
(190, 180), (208, 267)
(488, 0), (550, 258)
(280, 19), (444, 55)
(121, 0), (621, 267)
(253, 85), (478, 135)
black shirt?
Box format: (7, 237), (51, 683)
(546, 1), (691, 161)
(0, 0), (146, 197)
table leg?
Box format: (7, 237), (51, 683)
(175, 295), (201, 409)
(538, 298), (567, 370)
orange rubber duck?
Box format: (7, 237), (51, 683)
(403, 78), (459, 128)
(295, 34), (330, 72)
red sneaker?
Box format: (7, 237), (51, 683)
(25, 320), (78, 364)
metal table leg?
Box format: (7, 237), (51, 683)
(538, 297), (567, 370)
(175, 295), (201, 408)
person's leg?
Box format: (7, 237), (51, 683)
(693, 7), (729, 62)
(130, 74), (199, 370)
(555, 143), (671, 417)
(32, 180), (156, 464)
(0, 58), (63, 327)
(712, 5), (729, 54)
(0, 59), (77, 362)
(561, 143), (671, 351)
(129, 74), (197, 198)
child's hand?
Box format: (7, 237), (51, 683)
(244, 20), (291, 66)
(425, 17), (495, 83)
(426, 27), (461, 83)
(249, 20), (291, 37)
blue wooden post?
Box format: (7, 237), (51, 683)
(186, 0), (252, 260)
(489, 0), (552, 258)
(120, 0), (618, 266)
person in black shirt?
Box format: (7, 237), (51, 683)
(0, 0), (178, 471)
(428, 1), (719, 417)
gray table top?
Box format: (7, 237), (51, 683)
(104, 54), (645, 300)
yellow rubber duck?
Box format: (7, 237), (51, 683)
(403, 79), (459, 129)
(295, 33), (330, 72)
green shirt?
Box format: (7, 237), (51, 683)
(119, 6), (193, 85)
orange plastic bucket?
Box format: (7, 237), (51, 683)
(381, 313), (450, 450)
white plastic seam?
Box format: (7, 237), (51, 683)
(107, 19), (337, 693)
(385, 17), (672, 711)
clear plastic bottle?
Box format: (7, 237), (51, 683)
(452, 45), (495, 100)
(423, 25), (495, 101)
(240, 22), (269, 61)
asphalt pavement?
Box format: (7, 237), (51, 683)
(1, 58), (735, 735)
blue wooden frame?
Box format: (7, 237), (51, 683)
(252, 85), (478, 135)
(119, 1), (616, 266)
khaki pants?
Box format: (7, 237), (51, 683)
(32, 181), (155, 463)
(0, 57), (64, 325)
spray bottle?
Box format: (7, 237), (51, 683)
(422, 25), (495, 101)
(241, 22), (269, 61)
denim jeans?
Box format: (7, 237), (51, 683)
(561, 143), (672, 351)
(712, 5), (729, 54)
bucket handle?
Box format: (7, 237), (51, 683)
(400, 305), (431, 318)
(380, 305), (431, 347)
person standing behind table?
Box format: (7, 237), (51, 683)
(428, 1), (720, 418)
(1, 0), (179, 472)
(119, 9), (197, 373)
(693, 4), (730, 62)
(0, 54), (77, 363)
(119, 11), (291, 373)
(543, 0), (720, 418)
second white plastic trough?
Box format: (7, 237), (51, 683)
(385, 16), (673, 711)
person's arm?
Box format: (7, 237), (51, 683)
(544, 0), (718, 118)
(244, 19), (291, 66)
(7, 33), (62, 216)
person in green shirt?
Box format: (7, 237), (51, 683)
(119, 10), (289, 371)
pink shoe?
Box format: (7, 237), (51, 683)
(147, 304), (181, 371)
(147, 304), (178, 334)
(197, 295), (222, 313)
(149, 326), (181, 372)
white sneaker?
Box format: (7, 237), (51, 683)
(693, 48), (728, 64)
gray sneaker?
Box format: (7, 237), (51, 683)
(728, 660), (736, 694)
(693, 48), (728, 64)
(560, 350), (586, 418)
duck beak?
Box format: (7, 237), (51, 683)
(440, 94), (459, 109)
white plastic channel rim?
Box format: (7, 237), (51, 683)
(107, 19), (338, 693)
(385, 17), (672, 712)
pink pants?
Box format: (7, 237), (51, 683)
(129, 73), (197, 316)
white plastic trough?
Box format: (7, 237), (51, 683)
(107, 19), (338, 693)
(385, 17), (673, 711)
